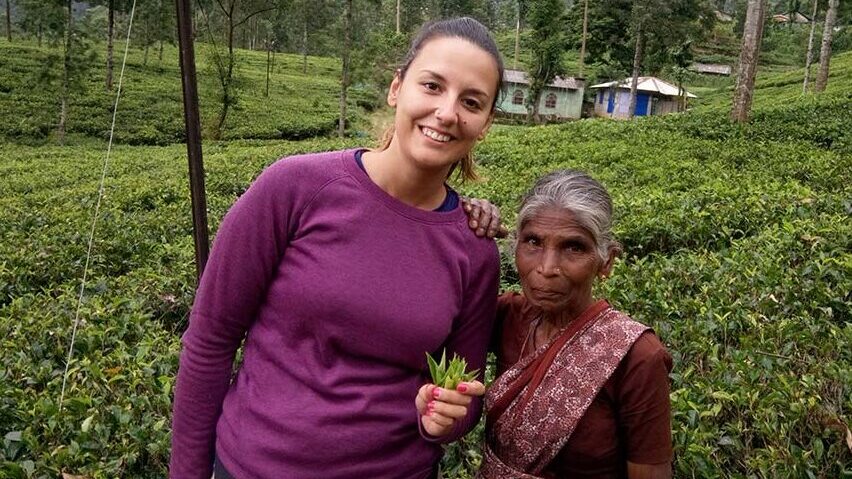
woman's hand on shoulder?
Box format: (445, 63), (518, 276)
(461, 197), (508, 239)
(415, 381), (486, 437)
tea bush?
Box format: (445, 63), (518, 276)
(0, 41), (368, 145)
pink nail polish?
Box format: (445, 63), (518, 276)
(432, 388), (441, 399)
(457, 384), (468, 393)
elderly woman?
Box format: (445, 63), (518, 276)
(479, 170), (673, 479)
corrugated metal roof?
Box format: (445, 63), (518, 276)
(503, 69), (584, 90)
(589, 76), (697, 98)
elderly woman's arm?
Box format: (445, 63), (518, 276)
(628, 461), (672, 479)
(618, 332), (674, 478)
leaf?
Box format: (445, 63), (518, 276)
(4, 431), (22, 442)
(81, 415), (94, 433)
(846, 424), (852, 454)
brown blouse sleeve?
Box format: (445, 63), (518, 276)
(615, 331), (674, 465)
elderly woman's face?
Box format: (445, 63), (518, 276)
(515, 207), (611, 317)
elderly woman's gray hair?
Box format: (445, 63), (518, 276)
(516, 169), (619, 261)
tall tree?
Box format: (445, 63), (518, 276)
(802, 0), (818, 92)
(58, 0), (72, 143)
(731, 0), (766, 123)
(339, 0), (352, 137)
(578, 0), (588, 76)
(199, 0), (277, 137)
(18, 0), (64, 47)
(525, 0), (567, 124)
(106, 0), (114, 89)
(5, 0), (11, 42)
(626, 0), (660, 119)
(513, 0), (520, 69)
(814, 0), (838, 92)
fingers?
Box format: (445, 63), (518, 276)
(466, 199), (483, 233)
(421, 410), (454, 437)
(456, 380), (486, 397)
(483, 203), (501, 238)
(415, 383), (435, 414)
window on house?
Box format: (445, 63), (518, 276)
(512, 90), (524, 105)
(598, 91), (604, 104)
(545, 93), (557, 108)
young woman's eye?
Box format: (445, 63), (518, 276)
(423, 81), (440, 91)
(463, 98), (483, 110)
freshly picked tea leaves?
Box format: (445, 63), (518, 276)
(426, 349), (479, 389)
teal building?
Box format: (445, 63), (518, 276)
(498, 70), (585, 120)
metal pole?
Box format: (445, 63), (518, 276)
(175, 0), (210, 282)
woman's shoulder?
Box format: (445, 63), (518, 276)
(620, 329), (673, 376)
(265, 149), (353, 181)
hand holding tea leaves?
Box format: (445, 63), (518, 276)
(415, 349), (485, 438)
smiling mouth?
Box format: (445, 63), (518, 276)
(420, 126), (453, 143)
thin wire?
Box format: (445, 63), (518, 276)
(59, 0), (138, 411)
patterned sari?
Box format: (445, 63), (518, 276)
(478, 300), (649, 478)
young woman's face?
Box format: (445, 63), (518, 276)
(388, 36), (499, 173)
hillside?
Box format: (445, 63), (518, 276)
(0, 40), (372, 144)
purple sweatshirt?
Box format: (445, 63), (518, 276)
(170, 150), (499, 479)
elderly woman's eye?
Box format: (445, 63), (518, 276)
(564, 241), (586, 252)
(522, 236), (540, 247)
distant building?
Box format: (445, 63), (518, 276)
(498, 69), (585, 120)
(589, 77), (696, 119)
(689, 62), (733, 76)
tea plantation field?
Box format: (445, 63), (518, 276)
(0, 40), (374, 145)
(1, 42), (850, 478)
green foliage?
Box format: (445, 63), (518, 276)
(0, 40), (368, 145)
(426, 350), (479, 390)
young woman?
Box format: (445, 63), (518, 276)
(170, 17), (506, 479)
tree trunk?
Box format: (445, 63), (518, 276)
(143, 18), (150, 66)
(302, 18), (308, 74)
(38, 24), (42, 47)
(5, 0), (11, 42)
(802, 0), (818, 92)
(731, 0), (766, 123)
(814, 0), (837, 92)
(396, 0), (400, 34)
(158, 40), (164, 67)
(338, 0), (352, 138)
(107, 0), (114, 90)
(627, 28), (644, 119)
(265, 40), (271, 97)
(216, 10), (236, 137)
(578, 0), (588, 77)
(58, 0), (72, 144)
(513, 1), (520, 69)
